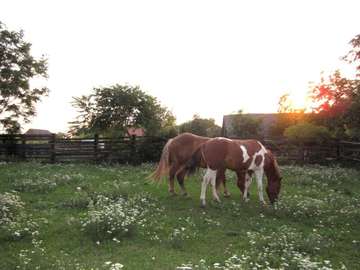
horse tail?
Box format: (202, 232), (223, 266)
(149, 138), (173, 182)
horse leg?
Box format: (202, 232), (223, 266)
(236, 171), (247, 200)
(216, 168), (230, 198)
(176, 169), (188, 196)
(200, 168), (216, 207)
(243, 172), (253, 202)
(210, 170), (221, 203)
(168, 166), (177, 195)
(254, 169), (266, 205)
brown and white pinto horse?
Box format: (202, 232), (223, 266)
(185, 137), (282, 207)
(150, 133), (231, 196)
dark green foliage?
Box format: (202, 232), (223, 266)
(284, 122), (331, 144)
(270, 112), (308, 138)
(272, 94), (309, 137)
(135, 136), (168, 163)
(70, 84), (176, 137)
(178, 114), (221, 137)
(0, 21), (48, 133)
(231, 114), (262, 139)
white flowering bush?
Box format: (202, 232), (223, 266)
(0, 192), (24, 225)
(0, 192), (38, 240)
(12, 172), (75, 194)
(244, 226), (334, 269)
(81, 193), (159, 241)
(13, 178), (57, 193)
(176, 225), (337, 270)
(167, 216), (198, 249)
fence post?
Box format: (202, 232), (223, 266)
(50, 134), (56, 163)
(298, 145), (305, 164)
(94, 134), (99, 163)
(21, 135), (26, 161)
(336, 141), (341, 160)
(131, 135), (136, 164)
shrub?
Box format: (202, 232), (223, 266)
(176, 226), (335, 269)
(13, 178), (57, 193)
(0, 192), (24, 227)
(81, 194), (158, 241)
(284, 122), (331, 144)
(0, 192), (38, 240)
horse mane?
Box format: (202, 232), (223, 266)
(149, 138), (173, 182)
(265, 150), (281, 180)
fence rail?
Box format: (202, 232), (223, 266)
(0, 134), (167, 164)
(0, 134), (360, 164)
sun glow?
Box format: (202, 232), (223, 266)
(281, 90), (314, 113)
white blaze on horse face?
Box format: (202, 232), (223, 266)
(240, 145), (250, 163)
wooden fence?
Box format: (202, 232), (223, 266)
(0, 134), (360, 164)
(0, 134), (167, 164)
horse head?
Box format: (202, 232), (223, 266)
(264, 151), (282, 204)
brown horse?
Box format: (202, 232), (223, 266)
(150, 133), (231, 196)
(184, 137), (282, 207)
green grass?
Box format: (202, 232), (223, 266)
(1, 162), (360, 269)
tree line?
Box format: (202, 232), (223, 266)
(1, 20), (360, 142)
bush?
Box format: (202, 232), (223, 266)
(13, 178), (57, 193)
(284, 122), (331, 144)
(0, 192), (38, 240)
(0, 192), (24, 227)
(81, 194), (158, 241)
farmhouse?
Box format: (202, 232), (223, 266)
(24, 129), (53, 136)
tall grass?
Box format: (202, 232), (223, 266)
(0, 162), (359, 269)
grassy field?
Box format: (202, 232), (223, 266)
(0, 162), (360, 270)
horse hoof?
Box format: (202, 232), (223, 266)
(169, 192), (177, 196)
(200, 200), (206, 208)
(223, 193), (231, 198)
(182, 192), (189, 197)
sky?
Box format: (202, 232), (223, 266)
(1, 0), (360, 133)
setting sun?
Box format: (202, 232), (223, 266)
(286, 91), (313, 112)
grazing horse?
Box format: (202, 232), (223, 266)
(185, 137), (282, 207)
(150, 133), (231, 196)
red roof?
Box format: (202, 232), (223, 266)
(127, 128), (144, 136)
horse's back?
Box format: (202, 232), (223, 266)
(169, 133), (210, 164)
(202, 137), (243, 170)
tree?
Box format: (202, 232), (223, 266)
(270, 93), (308, 137)
(0, 21), (48, 133)
(70, 84), (176, 137)
(310, 70), (360, 139)
(343, 33), (360, 77)
(178, 115), (221, 137)
(232, 114), (262, 139)
(284, 122), (331, 144)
